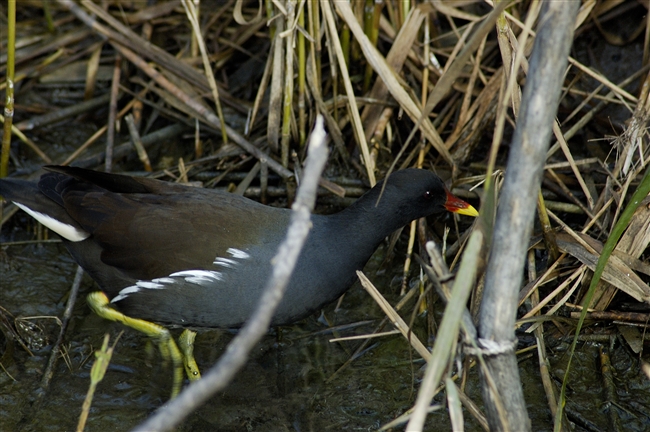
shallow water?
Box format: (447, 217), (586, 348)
(2, 235), (650, 431)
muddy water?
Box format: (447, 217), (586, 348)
(2, 232), (650, 431)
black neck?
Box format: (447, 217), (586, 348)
(325, 187), (409, 258)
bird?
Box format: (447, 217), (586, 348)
(0, 166), (477, 396)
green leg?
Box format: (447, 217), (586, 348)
(87, 291), (184, 398)
(178, 329), (201, 381)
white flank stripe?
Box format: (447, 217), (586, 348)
(227, 248), (250, 259)
(152, 277), (175, 284)
(213, 257), (237, 268)
(136, 281), (164, 289)
(111, 285), (140, 303)
(170, 269), (223, 285)
(14, 202), (90, 242)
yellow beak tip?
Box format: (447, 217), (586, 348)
(455, 205), (479, 217)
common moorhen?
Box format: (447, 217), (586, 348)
(0, 166), (477, 395)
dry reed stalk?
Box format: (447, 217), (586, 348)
(3, 2), (650, 431)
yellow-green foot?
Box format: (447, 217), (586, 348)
(87, 291), (185, 398)
(179, 329), (201, 381)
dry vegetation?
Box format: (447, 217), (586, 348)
(2, 0), (650, 430)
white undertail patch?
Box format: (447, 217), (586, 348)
(14, 202), (90, 242)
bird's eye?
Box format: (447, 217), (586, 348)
(423, 190), (432, 200)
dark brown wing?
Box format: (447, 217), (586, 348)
(45, 167), (289, 282)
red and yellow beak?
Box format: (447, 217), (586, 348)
(444, 189), (479, 217)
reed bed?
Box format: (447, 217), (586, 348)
(2, 1), (650, 430)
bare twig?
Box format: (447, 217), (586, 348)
(133, 116), (328, 432)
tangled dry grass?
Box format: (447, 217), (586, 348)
(2, 1), (650, 430)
